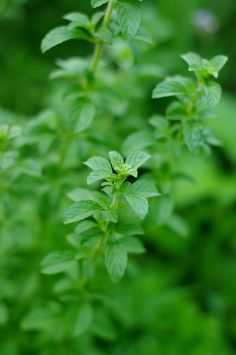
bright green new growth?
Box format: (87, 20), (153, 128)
(42, 151), (159, 283)
(151, 52), (228, 154)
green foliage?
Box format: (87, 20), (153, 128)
(61, 150), (157, 282)
(151, 53), (227, 154)
(181, 52), (228, 79)
(73, 303), (93, 335)
(105, 241), (128, 283)
(152, 79), (188, 98)
(91, 0), (110, 8)
(41, 26), (91, 53)
(116, 2), (142, 40)
(64, 200), (103, 224)
(41, 251), (76, 274)
(1, 0), (234, 354)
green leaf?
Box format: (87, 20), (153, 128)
(166, 214), (189, 238)
(131, 179), (160, 197)
(41, 26), (89, 53)
(41, 251), (76, 274)
(123, 180), (160, 219)
(67, 221), (98, 247)
(149, 115), (169, 139)
(166, 101), (186, 121)
(152, 79), (187, 99)
(181, 53), (228, 79)
(91, 12), (104, 25)
(123, 130), (154, 155)
(64, 200), (102, 224)
(67, 188), (95, 202)
(75, 220), (97, 234)
(203, 82), (222, 106)
(21, 159), (42, 177)
(21, 307), (61, 331)
(149, 115), (169, 130)
(123, 186), (149, 219)
(73, 303), (93, 336)
(181, 52), (202, 70)
(183, 123), (208, 154)
(80, 227), (102, 248)
(109, 151), (124, 171)
(85, 156), (112, 173)
(125, 151), (150, 177)
(67, 188), (108, 207)
(116, 2), (141, 40)
(87, 171), (111, 185)
(75, 102), (95, 133)
(209, 55), (228, 78)
(91, 0), (109, 8)
(134, 27), (153, 45)
(95, 27), (113, 44)
(116, 223), (144, 236)
(63, 12), (90, 27)
(105, 242), (128, 283)
(0, 151), (17, 170)
(91, 311), (116, 340)
(121, 236), (145, 254)
(157, 195), (174, 225)
(85, 156), (113, 184)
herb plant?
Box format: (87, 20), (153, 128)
(35, 0), (227, 339)
(0, 0), (230, 354)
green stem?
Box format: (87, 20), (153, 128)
(91, 0), (116, 72)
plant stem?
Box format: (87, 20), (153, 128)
(91, 0), (116, 72)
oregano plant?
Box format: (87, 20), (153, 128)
(42, 151), (158, 284)
(1, 0), (231, 352)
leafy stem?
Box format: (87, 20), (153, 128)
(42, 151), (159, 284)
(91, 0), (116, 72)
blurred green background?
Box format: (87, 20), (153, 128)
(0, 0), (236, 354)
